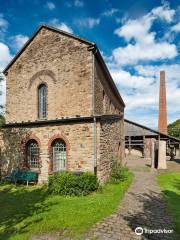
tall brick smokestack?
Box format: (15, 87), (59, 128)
(158, 71), (167, 134)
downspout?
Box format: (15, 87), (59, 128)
(91, 47), (98, 174)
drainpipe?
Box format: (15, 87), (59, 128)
(91, 47), (98, 174)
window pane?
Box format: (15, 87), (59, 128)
(38, 84), (47, 119)
(52, 140), (66, 172)
(27, 141), (39, 168)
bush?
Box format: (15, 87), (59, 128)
(48, 171), (99, 196)
(110, 159), (129, 184)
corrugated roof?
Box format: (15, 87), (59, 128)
(125, 118), (180, 143)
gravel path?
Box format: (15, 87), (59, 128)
(86, 159), (178, 240)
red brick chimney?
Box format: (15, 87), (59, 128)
(158, 71), (167, 134)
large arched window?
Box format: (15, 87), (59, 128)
(52, 139), (66, 172)
(38, 84), (47, 119)
(26, 140), (39, 168)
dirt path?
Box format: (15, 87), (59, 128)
(86, 158), (177, 240)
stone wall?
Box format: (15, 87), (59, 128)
(97, 116), (123, 183)
(0, 128), (30, 176)
(2, 26), (125, 184)
(94, 59), (124, 116)
(0, 116), (124, 184)
(0, 122), (95, 183)
(6, 27), (93, 123)
(144, 138), (153, 158)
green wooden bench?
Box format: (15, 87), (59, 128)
(4, 170), (38, 186)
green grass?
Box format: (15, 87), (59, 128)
(0, 173), (132, 240)
(157, 172), (180, 234)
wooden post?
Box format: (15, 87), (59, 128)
(128, 136), (131, 155)
(151, 140), (155, 168)
(143, 136), (145, 158)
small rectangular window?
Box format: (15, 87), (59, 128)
(38, 84), (47, 119)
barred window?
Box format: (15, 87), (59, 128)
(52, 139), (66, 172)
(38, 84), (47, 119)
(27, 140), (39, 168)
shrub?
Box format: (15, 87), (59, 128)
(110, 158), (129, 183)
(48, 171), (99, 196)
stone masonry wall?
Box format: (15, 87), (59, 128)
(0, 122), (95, 183)
(97, 117), (124, 183)
(94, 59), (124, 116)
(6, 27), (93, 123)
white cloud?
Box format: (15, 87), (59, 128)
(108, 63), (180, 127)
(75, 17), (100, 28)
(110, 68), (154, 90)
(0, 42), (13, 71)
(114, 15), (153, 43)
(152, 3), (175, 23)
(135, 64), (180, 114)
(65, 0), (84, 8)
(46, 1), (56, 10)
(0, 14), (8, 29)
(171, 22), (180, 32)
(74, 0), (84, 7)
(0, 14), (8, 40)
(102, 8), (118, 17)
(113, 3), (177, 65)
(0, 42), (11, 109)
(49, 19), (73, 33)
(106, 2), (179, 127)
(10, 34), (29, 51)
(112, 42), (177, 65)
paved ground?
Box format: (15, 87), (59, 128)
(161, 158), (180, 173)
(86, 158), (178, 240)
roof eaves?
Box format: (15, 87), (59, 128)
(125, 118), (180, 143)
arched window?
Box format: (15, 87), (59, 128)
(38, 84), (47, 119)
(26, 140), (39, 168)
(52, 139), (66, 172)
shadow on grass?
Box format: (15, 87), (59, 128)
(0, 184), (55, 239)
(122, 190), (179, 240)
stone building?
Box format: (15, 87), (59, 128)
(0, 25), (125, 183)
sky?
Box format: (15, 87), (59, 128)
(0, 0), (180, 128)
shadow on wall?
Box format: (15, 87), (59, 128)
(123, 190), (179, 240)
(0, 128), (31, 177)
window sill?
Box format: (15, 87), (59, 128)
(30, 168), (41, 174)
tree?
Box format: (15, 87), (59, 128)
(0, 115), (5, 127)
(168, 119), (180, 139)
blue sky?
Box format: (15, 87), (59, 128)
(0, 0), (180, 128)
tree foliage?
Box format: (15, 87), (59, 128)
(0, 114), (5, 127)
(168, 119), (180, 139)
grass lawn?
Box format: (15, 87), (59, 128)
(0, 173), (132, 240)
(157, 172), (180, 234)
